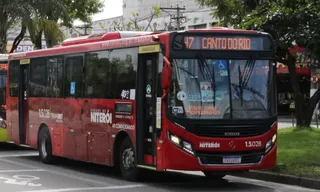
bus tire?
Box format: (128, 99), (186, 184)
(203, 171), (226, 180)
(119, 137), (141, 181)
(38, 127), (55, 164)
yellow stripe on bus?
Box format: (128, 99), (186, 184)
(20, 59), (30, 65)
(139, 44), (160, 54)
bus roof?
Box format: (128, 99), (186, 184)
(61, 31), (156, 46)
(8, 28), (263, 60)
(9, 31), (159, 60)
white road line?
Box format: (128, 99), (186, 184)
(0, 153), (38, 158)
(0, 159), (118, 186)
(0, 159), (38, 170)
(0, 169), (44, 173)
(20, 184), (145, 192)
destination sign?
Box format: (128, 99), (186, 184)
(172, 34), (272, 51)
(0, 63), (7, 70)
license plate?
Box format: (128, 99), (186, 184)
(222, 156), (241, 164)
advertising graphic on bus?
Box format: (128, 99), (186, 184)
(0, 54), (8, 142)
(6, 28), (277, 181)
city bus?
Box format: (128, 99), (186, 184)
(0, 54), (8, 142)
(6, 28), (277, 181)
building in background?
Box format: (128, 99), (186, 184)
(91, 16), (123, 34)
(92, 0), (219, 33)
(6, 25), (47, 53)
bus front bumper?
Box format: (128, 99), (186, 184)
(160, 137), (277, 172)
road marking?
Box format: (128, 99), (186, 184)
(0, 153), (38, 158)
(21, 184), (145, 192)
(0, 159), (118, 186)
(228, 176), (316, 191)
(0, 169), (44, 173)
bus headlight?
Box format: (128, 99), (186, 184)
(265, 134), (277, 153)
(169, 134), (181, 145)
(168, 131), (194, 155)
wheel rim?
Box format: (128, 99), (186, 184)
(122, 147), (135, 170)
(41, 137), (48, 158)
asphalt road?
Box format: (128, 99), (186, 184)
(0, 143), (317, 192)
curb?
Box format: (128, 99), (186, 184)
(230, 170), (320, 190)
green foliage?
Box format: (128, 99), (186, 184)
(26, 19), (65, 49)
(270, 128), (320, 179)
(239, 1), (320, 58)
(0, 0), (36, 52)
(195, 0), (262, 26)
(65, 0), (103, 25)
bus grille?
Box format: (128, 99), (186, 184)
(196, 150), (264, 165)
(190, 124), (267, 138)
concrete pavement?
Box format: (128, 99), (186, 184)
(0, 143), (316, 192)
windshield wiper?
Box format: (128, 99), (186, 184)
(238, 58), (256, 106)
(196, 53), (216, 106)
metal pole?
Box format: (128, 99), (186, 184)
(316, 111), (318, 128)
(176, 4), (180, 30)
(292, 112), (294, 127)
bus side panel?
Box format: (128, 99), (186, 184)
(82, 99), (113, 165)
(61, 99), (83, 160)
(81, 99), (136, 166)
(7, 97), (19, 144)
(110, 100), (137, 166)
(28, 98), (68, 156)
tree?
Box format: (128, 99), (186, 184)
(27, 0), (103, 49)
(44, 0), (103, 47)
(7, 0), (66, 53)
(112, 6), (161, 31)
(111, 6), (189, 32)
(26, 19), (64, 50)
(8, 0), (103, 54)
(0, 0), (36, 53)
(195, 0), (320, 127)
(195, 0), (263, 27)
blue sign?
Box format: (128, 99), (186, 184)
(216, 60), (227, 70)
(70, 82), (75, 95)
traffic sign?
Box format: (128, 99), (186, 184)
(311, 76), (318, 84)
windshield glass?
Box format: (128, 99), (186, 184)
(169, 58), (272, 119)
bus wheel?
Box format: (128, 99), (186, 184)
(119, 137), (141, 181)
(203, 171), (226, 180)
(38, 128), (55, 164)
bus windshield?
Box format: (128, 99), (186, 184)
(169, 58), (273, 120)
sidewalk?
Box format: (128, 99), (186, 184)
(278, 116), (320, 128)
(230, 171), (320, 190)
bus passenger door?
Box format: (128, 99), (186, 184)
(18, 62), (29, 144)
(63, 55), (86, 161)
(136, 44), (161, 167)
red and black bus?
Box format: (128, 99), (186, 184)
(7, 28), (277, 181)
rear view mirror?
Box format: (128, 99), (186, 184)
(161, 56), (172, 100)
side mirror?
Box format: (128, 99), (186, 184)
(161, 56), (172, 100)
